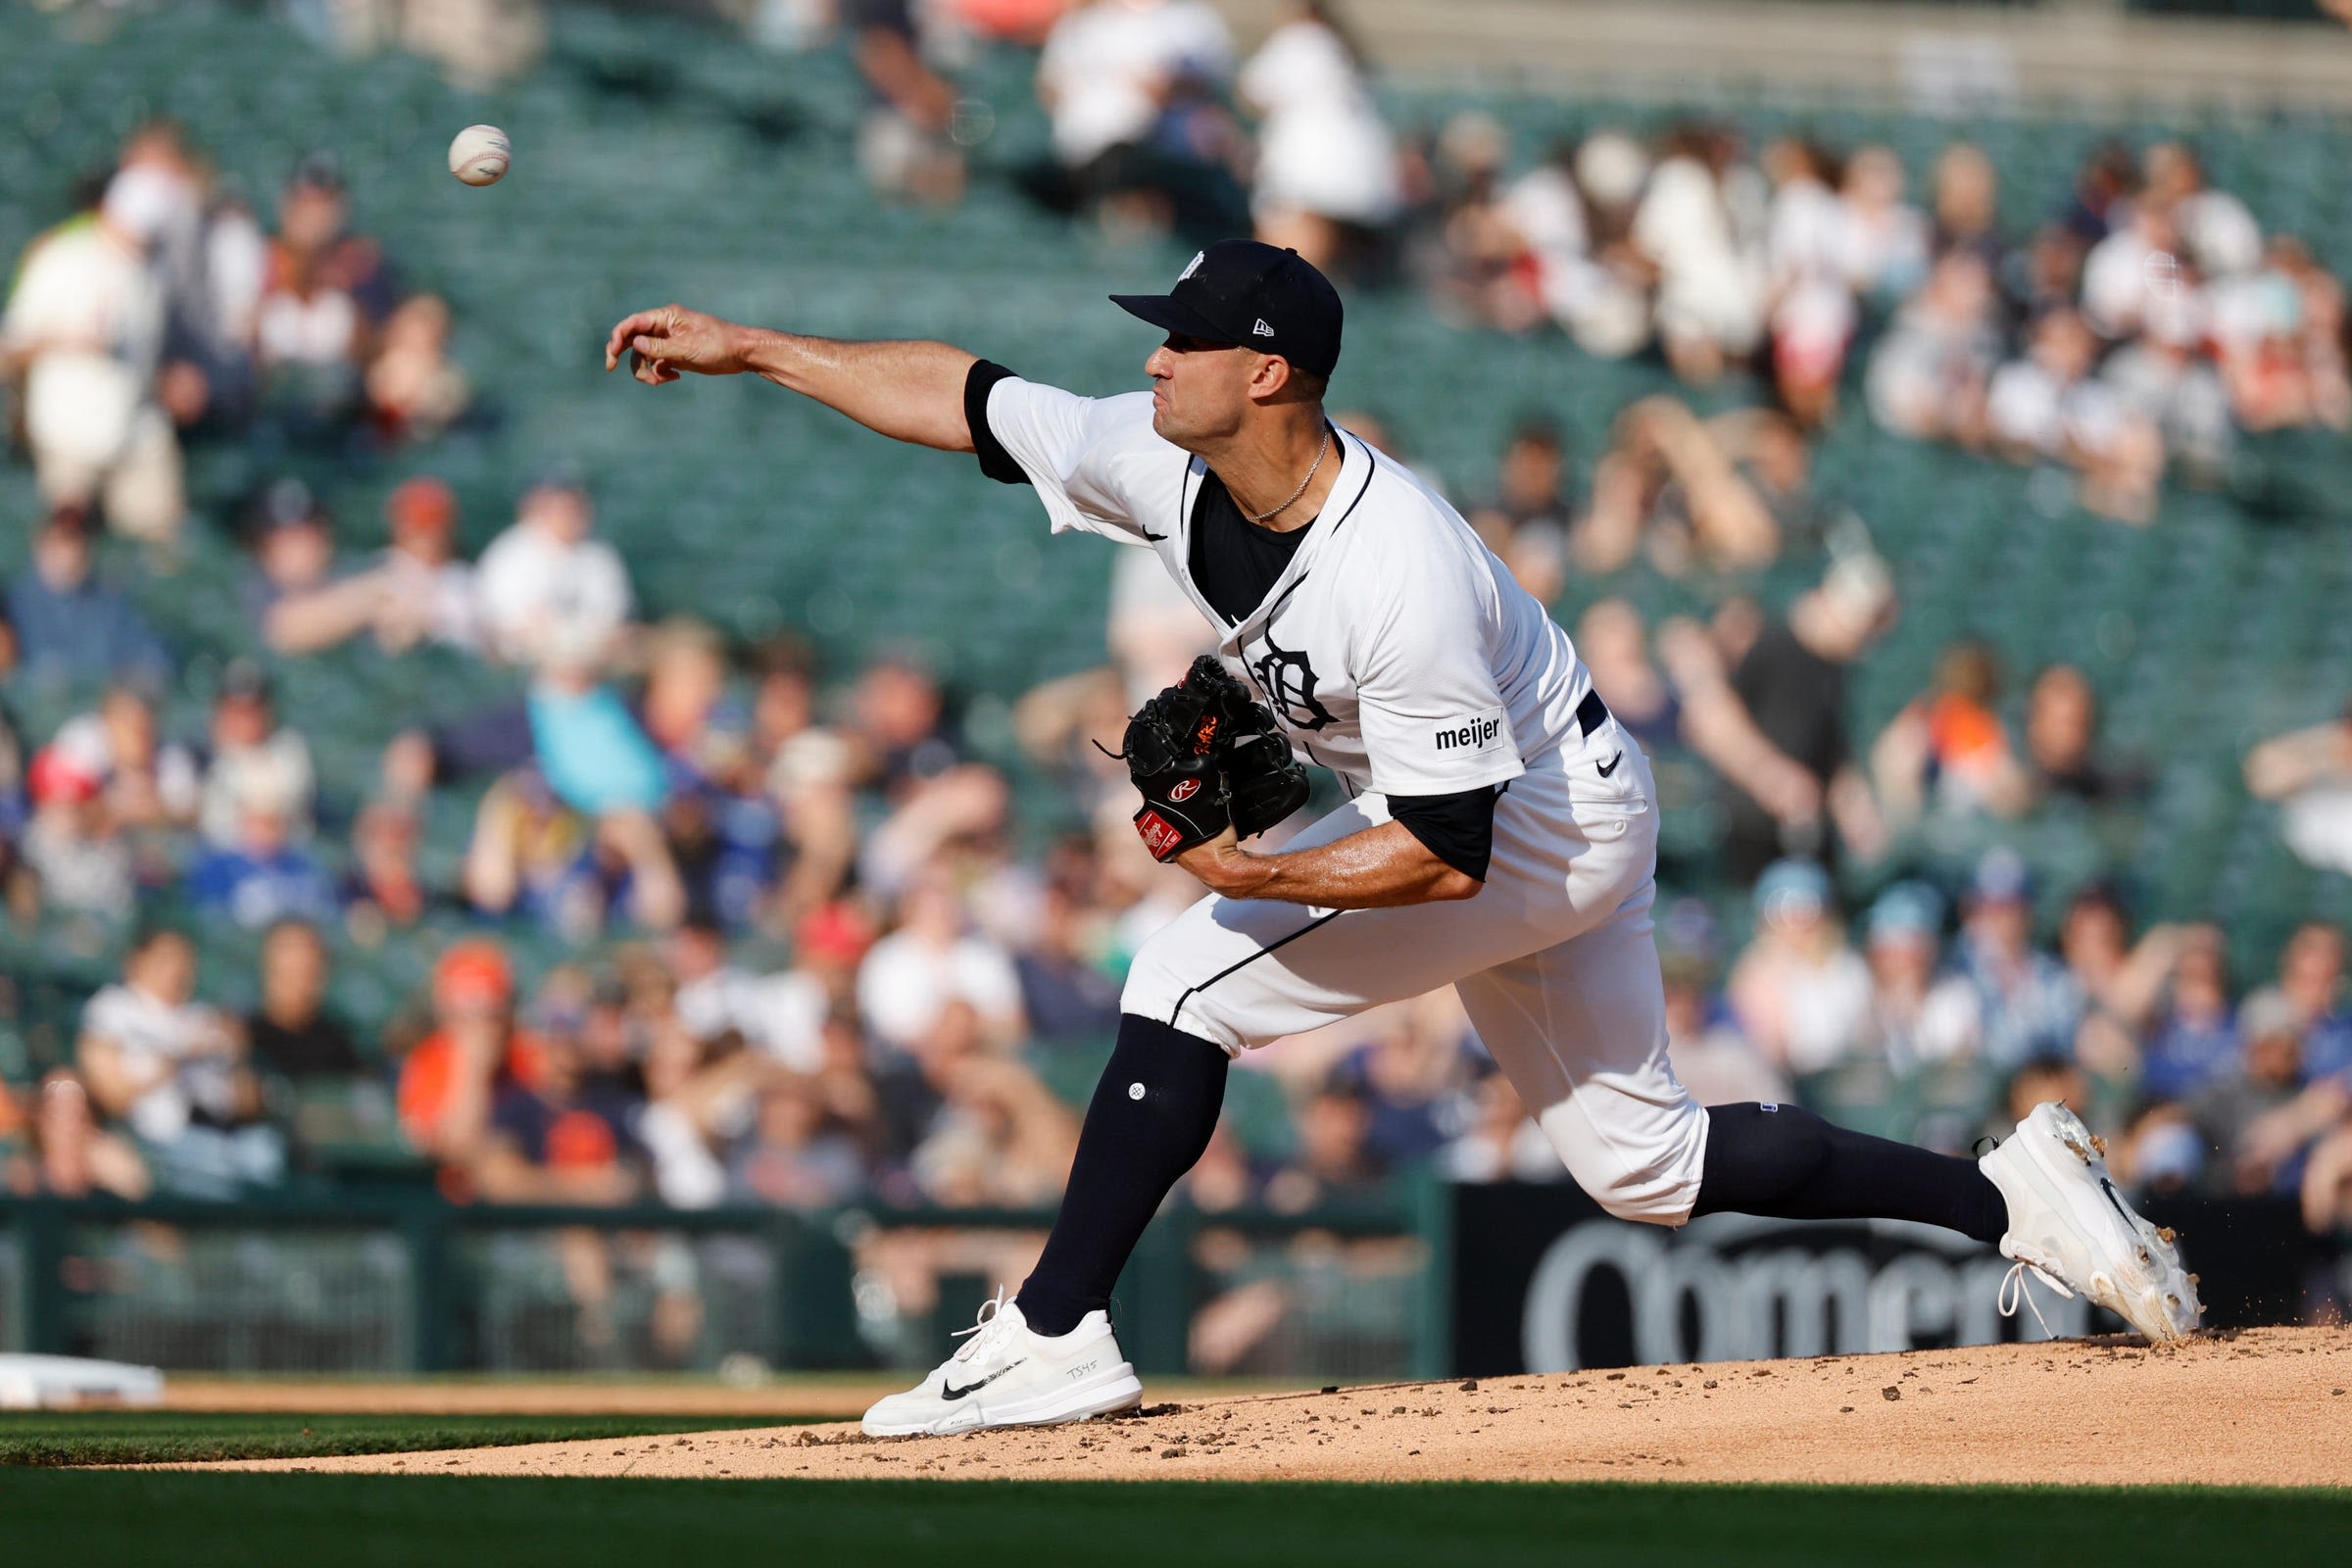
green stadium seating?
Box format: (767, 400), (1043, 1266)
(7, 0), (2352, 1070)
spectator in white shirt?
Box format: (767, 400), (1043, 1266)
(857, 867), (1027, 1056)
(1728, 858), (1875, 1078)
(371, 475), (483, 654)
(1237, 0), (1399, 272)
(475, 472), (634, 667)
(2142, 142), (2262, 281)
(1836, 145), (1930, 304)
(1856, 882), (1982, 1074)
(1501, 134), (1651, 361)
(1036, 0), (1234, 177)
(1988, 308), (2164, 520)
(23, 740), (136, 922)
(669, 918), (829, 1073)
(196, 661), (317, 850)
(1634, 125), (1767, 385)
(2081, 201), (2176, 342)
(75, 928), (283, 1196)
(1866, 249), (2001, 444)
(2104, 281), (2234, 478)
(1762, 137), (1856, 426)
(0, 169), (186, 543)
(258, 474), (485, 657)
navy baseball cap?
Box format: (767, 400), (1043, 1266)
(1111, 240), (1345, 378)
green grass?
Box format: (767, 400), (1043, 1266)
(3, 1475), (2348, 1567)
(0, 1411), (809, 1467)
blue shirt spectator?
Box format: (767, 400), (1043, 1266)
(1957, 850), (2084, 1068)
(2142, 1010), (2240, 1101)
(1330, 1018), (1487, 1169)
(7, 509), (170, 687)
(2240, 921), (2352, 1084)
(2139, 926), (2238, 1101)
(528, 674), (668, 816)
(187, 843), (339, 929)
(2304, 1012), (2352, 1084)
(186, 801), (338, 930)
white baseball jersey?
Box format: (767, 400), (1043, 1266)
(983, 376), (1709, 1226)
(981, 380), (1600, 799)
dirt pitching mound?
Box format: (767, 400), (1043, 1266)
(194, 1326), (2352, 1487)
(157, 1379), (903, 1419)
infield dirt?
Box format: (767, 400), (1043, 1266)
(185, 1325), (2352, 1487)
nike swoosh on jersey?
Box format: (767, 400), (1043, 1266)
(941, 1360), (1024, 1401)
(1596, 751), (1623, 777)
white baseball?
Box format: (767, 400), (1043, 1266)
(448, 124), (512, 187)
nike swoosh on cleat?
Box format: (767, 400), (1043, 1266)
(941, 1360), (1024, 1401)
(2097, 1177), (2137, 1228)
(1596, 751), (1623, 778)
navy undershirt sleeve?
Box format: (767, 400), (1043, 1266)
(1387, 785), (1501, 882)
(963, 360), (1027, 485)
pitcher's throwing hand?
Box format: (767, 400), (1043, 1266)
(603, 304), (747, 384)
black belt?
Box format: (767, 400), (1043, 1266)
(1576, 689), (1611, 738)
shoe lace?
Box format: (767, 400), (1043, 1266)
(950, 1286), (1016, 1363)
(1998, 1260), (2055, 1339)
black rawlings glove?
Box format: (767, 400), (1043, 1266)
(1118, 656), (1311, 862)
(1120, 659), (1236, 862)
(1193, 659), (1311, 840)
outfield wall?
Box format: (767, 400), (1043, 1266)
(2, 1187), (2334, 1381)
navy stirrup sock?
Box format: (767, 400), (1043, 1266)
(1016, 1013), (1230, 1337)
(1690, 1102), (2009, 1246)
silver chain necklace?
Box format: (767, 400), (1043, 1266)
(1238, 426), (1332, 525)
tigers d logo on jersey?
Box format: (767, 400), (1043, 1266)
(1249, 623), (1334, 731)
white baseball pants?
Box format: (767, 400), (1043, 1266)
(1120, 723), (1709, 1224)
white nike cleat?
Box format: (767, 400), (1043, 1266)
(860, 1289), (1144, 1439)
(1980, 1101), (2203, 1345)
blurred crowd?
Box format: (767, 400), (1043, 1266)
(812, 0), (2352, 557)
(0, 125), (467, 555)
(1413, 120), (2347, 524)
(6, 8), (2352, 1326)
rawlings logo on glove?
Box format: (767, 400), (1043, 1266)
(1113, 655), (1312, 864)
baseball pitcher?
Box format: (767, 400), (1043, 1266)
(604, 240), (2199, 1438)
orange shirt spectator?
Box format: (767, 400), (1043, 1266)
(395, 941), (545, 1180)
(395, 1028), (546, 1145)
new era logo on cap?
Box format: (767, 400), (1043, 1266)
(1108, 239), (1345, 378)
